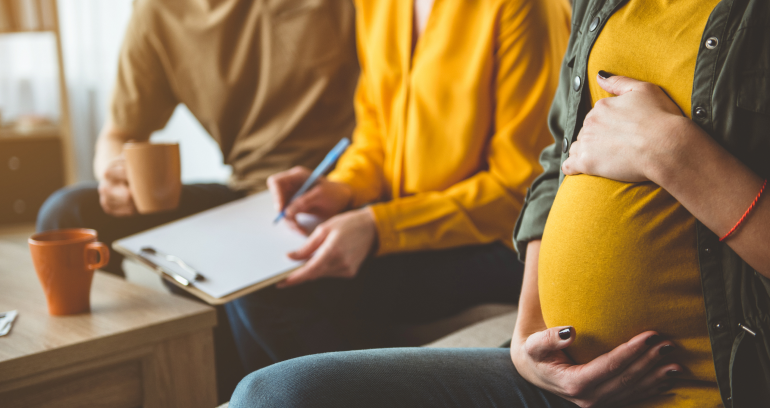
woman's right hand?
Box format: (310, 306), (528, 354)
(267, 166), (353, 234)
(511, 327), (682, 408)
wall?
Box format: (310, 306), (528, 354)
(0, 0), (231, 184)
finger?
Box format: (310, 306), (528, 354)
(284, 217), (310, 236)
(278, 239), (337, 288)
(592, 340), (678, 400)
(573, 331), (661, 387)
(287, 225), (329, 260)
(104, 160), (128, 183)
(524, 326), (576, 361)
(99, 182), (136, 217)
(596, 72), (645, 97)
(268, 166), (311, 210)
(562, 141), (582, 175)
(561, 157), (575, 176)
(284, 185), (326, 219)
(604, 362), (682, 406)
(266, 175), (284, 211)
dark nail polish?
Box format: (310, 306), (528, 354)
(598, 70), (615, 79)
(645, 335), (661, 346)
(666, 370), (679, 377)
(659, 345), (675, 356)
(558, 328), (572, 340)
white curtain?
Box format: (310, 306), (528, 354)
(0, 0), (230, 183)
(58, 0), (133, 181)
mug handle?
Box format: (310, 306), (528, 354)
(84, 242), (110, 271)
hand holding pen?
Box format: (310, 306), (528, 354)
(269, 138), (352, 233)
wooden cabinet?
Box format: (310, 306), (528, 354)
(0, 135), (64, 224)
(1, 0), (77, 216)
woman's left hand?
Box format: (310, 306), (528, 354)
(276, 207), (377, 288)
(562, 74), (695, 183)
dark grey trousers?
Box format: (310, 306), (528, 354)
(230, 347), (578, 408)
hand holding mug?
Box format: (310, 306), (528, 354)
(98, 155), (137, 217)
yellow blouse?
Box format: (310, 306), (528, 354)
(327, 0), (571, 255)
(538, 0), (722, 407)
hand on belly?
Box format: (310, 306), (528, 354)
(538, 175), (714, 381)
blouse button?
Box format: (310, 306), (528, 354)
(694, 107), (707, 118)
(562, 137), (569, 153)
(573, 76), (582, 91)
(705, 37), (719, 49)
(589, 16), (600, 32)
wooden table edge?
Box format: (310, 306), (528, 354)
(0, 307), (216, 383)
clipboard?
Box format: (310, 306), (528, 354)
(113, 191), (310, 305)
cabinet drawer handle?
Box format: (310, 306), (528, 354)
(8, 156), (21, 171)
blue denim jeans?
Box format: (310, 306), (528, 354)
(230, 348), (577, 408)
(225, 242), (523, 374)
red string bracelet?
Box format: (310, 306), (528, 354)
(720, 179), (767, 242)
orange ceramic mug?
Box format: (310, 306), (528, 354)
(28, 229), (109, 315)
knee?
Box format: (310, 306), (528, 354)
(229, 362), (303, 407)
(229, 354), (345, 408)
(37, 183), (99, 232)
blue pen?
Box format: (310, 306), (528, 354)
(274, 137), (351, 224)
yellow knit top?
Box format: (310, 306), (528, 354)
(327, 0), (570, 255)
(538, 0), (722, 406)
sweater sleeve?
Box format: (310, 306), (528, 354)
(109, 0), (178, 137)
(513, 0), (576, 261)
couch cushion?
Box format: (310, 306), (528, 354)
(425, 308), (517, 348)
(385, 303), (517, 346)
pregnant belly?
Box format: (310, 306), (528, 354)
(538, 175), (716, 382)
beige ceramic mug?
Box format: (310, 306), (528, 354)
(124, 142), (182, 214)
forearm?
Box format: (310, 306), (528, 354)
(511, 240), (546, 350)
(650, 117), (770, 276)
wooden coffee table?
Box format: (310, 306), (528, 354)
(0, 241), (218, 408)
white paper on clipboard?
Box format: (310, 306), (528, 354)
(115, 191), (309, 299)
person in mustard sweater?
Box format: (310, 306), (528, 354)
(227, 0), (769, 406)
(223, 0), (571, 372)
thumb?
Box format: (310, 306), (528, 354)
(525, 326), (575, 360)
(596, 71), (643, 96)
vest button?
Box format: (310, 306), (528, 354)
(573, 76), (582, 91)
(705, 37), (719, 49)
(694, 107), (707, 118)
(589, 16), (600, 32)
(715, 322), (725, 331)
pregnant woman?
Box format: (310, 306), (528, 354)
(229, 0), (770, 406)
